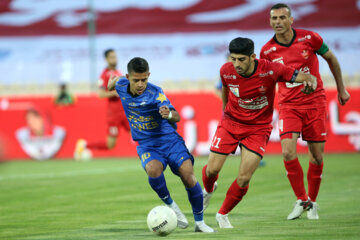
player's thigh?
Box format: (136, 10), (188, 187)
(237, 146), (262, 187)
(302, 107), (327, 142)
(307, 141), (325, 165)
(166, 136), (194, 176)
(137, 145), (167, 177)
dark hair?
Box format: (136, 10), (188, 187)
(104, 49), (115, 58)
(127, 57), (149, 74)
(270, 3), (291, 16)
(229, 37), (254, 56)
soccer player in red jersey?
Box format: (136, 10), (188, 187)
(202, 37), (317, 228)
(74, 49), (130, 159)
(260, 3), (350, 220)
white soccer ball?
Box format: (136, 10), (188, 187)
(147, 206), (177, 236)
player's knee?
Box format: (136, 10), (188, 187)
(181, 173), (197, 188)
(236, 175), (251, 187)
(206, 166), (220, 178)
(311, 152), (323, 165)
(282, 148), (297, 161)
(145, 161), (163, 178)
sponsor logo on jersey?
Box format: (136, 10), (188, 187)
(140, 101), (146, 105)
(223, 74), (236, 79)
(321, 132), (327, 136)
(238, 95), (268, 110)
(272, 56), (284, 64)
(259, 70), (273, 77)
(299, 66), (310, 74)
(263, 46), (276, 55)
(301, 50), (309, 59)
(298, 35), (311, 42)
(229, 87), (240, 97)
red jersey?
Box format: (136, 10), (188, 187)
(221, 59), (298, 125)
(98, 68), (124, 117)
(260, 29), (327, 109)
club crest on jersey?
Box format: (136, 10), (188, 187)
(229, 87), (240, 97)
(263, 46), (276, 55)
(258, 85), (267, 94)
(301, 50), (309, 59)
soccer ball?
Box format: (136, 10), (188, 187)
(147, 206), (177, 236)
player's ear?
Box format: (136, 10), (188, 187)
(147, 72), (150, 77)
(290, 16), (294, 25)
(251, 53), (256, 60)
(126, 73), (129, 79)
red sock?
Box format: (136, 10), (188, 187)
(284, 158), (308, 201)
(218, 180), (248, 215)
(202, 165), (218, 193)
(86, 141), (108, 150)
(307, 161), (323, 202)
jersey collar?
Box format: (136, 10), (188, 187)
(273, 28), (296, 47)
(239, 60), (258, 78)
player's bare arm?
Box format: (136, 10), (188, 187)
(159, 106), (180, 122)
(98, 88), (119, 98)
(294, 72), (317, 94)
(221, 85), (229, 110)
(321, 50), (350, 105)
(107, 75), (121, 91)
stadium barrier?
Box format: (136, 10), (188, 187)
(0, 89), (359, 161)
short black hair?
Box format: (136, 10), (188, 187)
(104, 49), (115, 58)
(270, 3), (291, 16)
(127, 57), (149, 74)
(229, 37), (254, 56)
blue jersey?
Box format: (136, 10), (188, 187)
(115, 77), (177, 142)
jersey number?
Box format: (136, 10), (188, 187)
(141, 152), (151, 162)
(211, 137), (221, 149)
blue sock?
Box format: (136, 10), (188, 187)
(186, 182), (203, 222)
(148, 173), (173, 205)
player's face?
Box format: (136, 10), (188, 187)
(230, 53), (255, 76)
(106, 51), (117, 68)
(270, 8), (293, 34)
(127, 71), (150, 95)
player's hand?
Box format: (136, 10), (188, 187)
(159, 106), (170, 119)
(338, 89), (350, 105)
(107, 74), (121, 91)
(301, 76), (317, 94)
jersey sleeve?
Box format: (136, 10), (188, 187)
(155, 88), (175, 110)
(310, 31), (327, 54)
(271, 61), (298, 83)
(259, 45), (269, 60)
(98, 71), (108, 89)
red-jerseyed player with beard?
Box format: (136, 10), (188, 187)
(74, 49), (130, 159)
(202, 37), (318, 228)
(260, 3), (350, 220)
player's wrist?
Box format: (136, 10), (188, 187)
(167, 111), (173, 120)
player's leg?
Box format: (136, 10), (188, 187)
(302, 107), (327, 220)
(306, 142), (324, 220)
(202, 124), (238, 210)
(216, 145), (260, 228)
(279, 109), (310, 219)
(176, 159), (214, 232)
(106, 135), (117, 149)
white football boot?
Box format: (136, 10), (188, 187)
(307, 202), (319, 220)
(203, 182), (218, 211)
(216, 213), (233, 228)
(74, 139), (87, 160)
(167, 201), (189, 229)
(194, 221), (216, 233)
(287, 199), (313, 220)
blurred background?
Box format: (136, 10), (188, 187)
(0, 0), (359, 160)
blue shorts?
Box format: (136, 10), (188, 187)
(136, 133), (194, 175)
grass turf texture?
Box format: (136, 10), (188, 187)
(1, 154), (359, 239)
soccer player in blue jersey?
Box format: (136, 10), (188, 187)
(108, 57), (215, 233)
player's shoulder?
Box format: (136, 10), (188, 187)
(261, 37), (276, 51)
(115, 77), (129, 89)
(145, 82), (163, 97)
(295, 28), (321, 39)
(220, 62), (234, 73)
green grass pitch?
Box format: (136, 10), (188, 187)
(1, 154), (359, 239)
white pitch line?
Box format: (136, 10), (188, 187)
(0, 165), (139, 181)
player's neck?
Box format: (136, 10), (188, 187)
(107, 65), (116, 70)
(275, 28), (294, 45)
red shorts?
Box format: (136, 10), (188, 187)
(210, 118), (272, 158)
(107, 111), (130, 137)
(278, 107), (327, 142)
